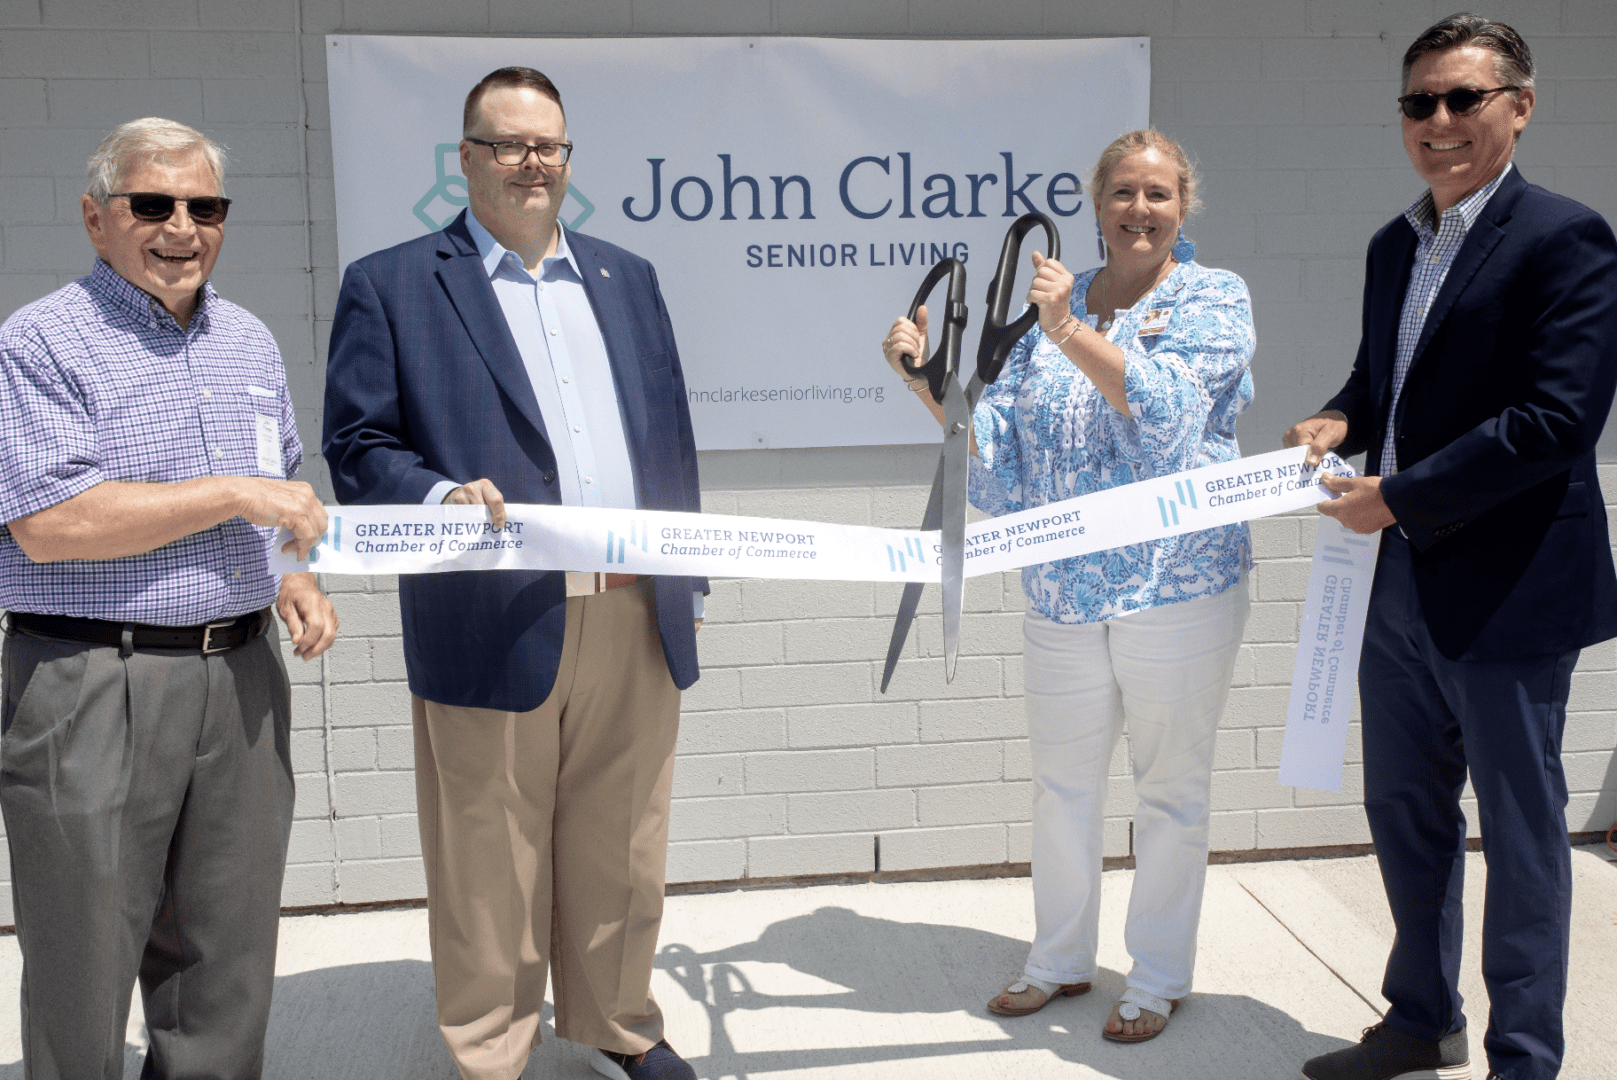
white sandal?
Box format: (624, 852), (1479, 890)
(1103, 986), (1179, 1043)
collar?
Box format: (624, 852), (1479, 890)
(1404, 162), (1513, 237)
(465, 209), (580, 283)
(87, 258), (214, 330)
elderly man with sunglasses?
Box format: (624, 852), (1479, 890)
(0, 117), (335, 1080)
(1285, 15), (1617, 1080)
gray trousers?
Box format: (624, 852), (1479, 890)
(0, 622), (295, 1080)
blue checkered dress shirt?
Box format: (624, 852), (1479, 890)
(0, 260), (302, 625)
(1380, 164), (1513, 475)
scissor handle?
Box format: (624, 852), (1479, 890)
(898, 257), (969, 401)
(976, 212), (1061, 386)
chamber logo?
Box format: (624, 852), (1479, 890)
(1155, 480), (1198, 527)
(606, 518), (651, 564)
(885, 535), (927, 572)
(307, 516), (342, 564)
(415, 143), (596, 232)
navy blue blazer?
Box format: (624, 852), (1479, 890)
(322, 211), (704, 710)
(1324, 167), (1617, 661)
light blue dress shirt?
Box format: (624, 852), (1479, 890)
(423, 211), (638, 510)
(431, 213), (704, 616)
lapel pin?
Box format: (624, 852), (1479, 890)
(600, 267), (610, 278)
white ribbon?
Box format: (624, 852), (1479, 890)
(274, 445), (1371, 790)
(273, 447), (1350, 581)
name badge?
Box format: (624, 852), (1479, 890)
(1138, 308), (1173, 337)
(255, 414), (283, 477)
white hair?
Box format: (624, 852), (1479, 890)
(85, 118), (227, 202)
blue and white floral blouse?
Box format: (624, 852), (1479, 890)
(969, 260), (1255, 625)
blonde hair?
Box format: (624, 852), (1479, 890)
(1090, 129), (1202, 217)
(86, 118), (227, 202)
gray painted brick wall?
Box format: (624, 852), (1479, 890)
(1, 0), (1614, 915)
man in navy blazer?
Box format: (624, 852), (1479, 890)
(1287, 16), (1617, 1080)
(323, 68), (703, 1080)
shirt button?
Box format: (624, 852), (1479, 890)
(213, 449), (223, 459)
(562, 376), (570, 384)
(203, 389), (212, 398)
(549, 328), (558, 336)
(585, 476), (593, 484)
(537, 283), (545, 291)
(234, 567), (242, 579)
(573, 424), (581, 433)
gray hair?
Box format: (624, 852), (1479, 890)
(1402, 13), (1536, 93)
(85, 118), (227, 202)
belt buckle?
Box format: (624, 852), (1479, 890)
(200, 619), (235, 654)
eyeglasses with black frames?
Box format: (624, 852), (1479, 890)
(465, 137), (574, 167)
(106, 192), (232, 225)
(1397, 85), (1520, 121)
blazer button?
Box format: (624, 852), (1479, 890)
(543, 470), (556, 484)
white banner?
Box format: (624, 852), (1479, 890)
(325, 35), (1150, 450)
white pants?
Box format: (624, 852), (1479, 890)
(1021, 582), (1249, 1001)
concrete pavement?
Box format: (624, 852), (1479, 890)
(2, 847), (1614, 1079)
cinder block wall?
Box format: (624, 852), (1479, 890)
(1, 0), (1614, 914)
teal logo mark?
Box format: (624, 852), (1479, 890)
(307, 515), (341, 564)
(415, 143), (596, 232)
(886, 535), (926, 572)
(606, 518), (651, 563)
(414, 145), (468, 230)
(1156, 480), (1197, 527)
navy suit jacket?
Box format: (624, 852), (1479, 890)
(1324, 166), (1617, 661)
(322, 211), (704, 710)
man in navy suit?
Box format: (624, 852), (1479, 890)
(323, 68), (703, 1080)
(1286, 15), (1617, 1080)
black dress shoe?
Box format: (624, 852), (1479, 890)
(1301, 1021), (1469, 1080)
(589, 1039), (697, 1080)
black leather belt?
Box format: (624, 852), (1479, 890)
(5, 608), (271, 655)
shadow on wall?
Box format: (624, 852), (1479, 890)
(655, 906), (1352, 1079)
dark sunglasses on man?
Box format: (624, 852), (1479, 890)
(107, 191), (232, 225)
(1397, 85), (1519, 121)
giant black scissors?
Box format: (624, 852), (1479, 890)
(882, 213), (1061, 690)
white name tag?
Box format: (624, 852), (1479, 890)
(255, 414), (283, 477)
(1138, 308), (1173, 336)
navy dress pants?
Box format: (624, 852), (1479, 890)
(1360, 530), (1577, 1080)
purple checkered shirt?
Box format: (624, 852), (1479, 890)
(0, 260), (302, 625)
(1380, 164), (1513, 476)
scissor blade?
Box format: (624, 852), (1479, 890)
(940, 378), (972, 683)
(879, 455), (945, 693)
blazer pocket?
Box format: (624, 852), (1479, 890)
(1452, 298), (1504, 322)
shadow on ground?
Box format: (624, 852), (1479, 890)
(655, 905), (1353, 1079)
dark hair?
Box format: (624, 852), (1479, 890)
(1402, 13), (1535, 93)
(463, 67), (565, 136)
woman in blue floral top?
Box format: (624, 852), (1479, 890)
(882, 130), (1254, 1044)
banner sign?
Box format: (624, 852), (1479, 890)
(325, 35), (1150, 450)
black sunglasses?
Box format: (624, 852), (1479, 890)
(1397, 85), (1519, 121)
(107, 191), (232, 225)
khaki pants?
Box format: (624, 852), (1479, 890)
(412, 580), (681, 1080)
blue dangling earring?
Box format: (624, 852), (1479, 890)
(1173, 226), (1196, 263)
